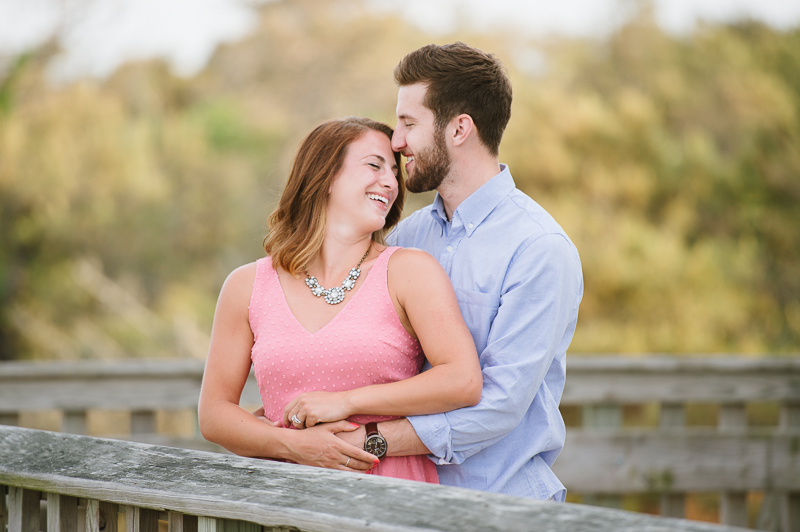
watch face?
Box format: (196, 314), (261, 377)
(365, 435), (387, 458)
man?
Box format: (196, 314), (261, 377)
(338, 42), (583, 501)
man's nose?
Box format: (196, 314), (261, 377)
(391, 131), (405, 152)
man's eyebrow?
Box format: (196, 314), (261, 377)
(397, 113), (415, 121)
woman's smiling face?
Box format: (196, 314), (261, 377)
(327, 129), (399, 235)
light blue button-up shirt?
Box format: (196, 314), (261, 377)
(387, 165), (583, 500)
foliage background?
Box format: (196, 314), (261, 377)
(1, 0), (799, 360)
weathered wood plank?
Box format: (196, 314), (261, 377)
(168, 512), (197, 532)
(8, 487), (40, 532)
(660, 403), (686, 429)
(555, 429), (800, 492)
(0, 414), (19, 427)
(47, 493), (78, 532)
(101, 502), (119, 532)
(581, 404), (623, 510)
(197, 517), (216, 532)
(659, 403), (686, 519)
(126, 507), (158, 532)
(62, 412), (87, 436)
(87, 500), (100, 532)
(0, 484), (8, 530)
(130, 412), (156, 435)
(717, 404), (747, 528)
(88, 501), (118, 532)
(0, 360), (261, 411)
(2, 485), (8, 530)
(720, 493), (747, 528)
(779, 403), (800, 532)
(219, 520), (260, 532)
(0, 426), (751, 532)
(781, 402), (800, 431)
(781, 492), (800, 532)
(562, 357), (800, 404)
(2, 357), (799, 414)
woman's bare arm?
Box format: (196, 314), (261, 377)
(198, 263), (377, 470)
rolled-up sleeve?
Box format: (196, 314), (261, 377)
(409, 233), (582, 464)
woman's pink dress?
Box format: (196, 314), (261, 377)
(249, 246), (439, 482)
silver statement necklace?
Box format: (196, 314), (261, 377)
(304, 246), (371, 305)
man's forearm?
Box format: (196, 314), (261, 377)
(379, 418), (430, 457)
(335, 418), (430, 457)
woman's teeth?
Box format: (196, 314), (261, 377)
(367, 194), (388, 205)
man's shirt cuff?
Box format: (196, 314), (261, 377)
(408, 412), (453, 465)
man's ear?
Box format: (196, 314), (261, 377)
(450, 114), (475, 147)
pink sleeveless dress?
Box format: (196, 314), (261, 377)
(249, 246), (439, 483)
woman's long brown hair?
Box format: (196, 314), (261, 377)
(263, 117), (405, 276)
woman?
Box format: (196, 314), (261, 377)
(198, 117), (481, 482)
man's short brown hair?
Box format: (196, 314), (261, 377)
(394, 42), (512, 156)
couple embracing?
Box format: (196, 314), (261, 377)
(198, 42), (583, 502)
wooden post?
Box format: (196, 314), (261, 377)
(126, 507), (158, 532)
(87, 500), (100, 532)
(62, 411), (87, 435)
(582, 403), (623, 509)
(781, 402), (800, 532)
(2, 485), (8, 531)
(0, 414), (19, 427)
(168, 512), (197, 532)
(217, 521), (260, 532)
(197, 517), (216, 532)
(8, 488), (40, 532)
(659, 403), (685, 518)
(130, 411), (156, 435)
(87, 501), (118, 532)
(718, 403), (748, 528)
(47, 494), (78, 532)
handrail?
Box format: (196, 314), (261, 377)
(2, 355), (799, 411)
(1, 356), (798, 529)
(0, 426), (751, 532)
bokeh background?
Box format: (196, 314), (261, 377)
(1, 0), (799, 361)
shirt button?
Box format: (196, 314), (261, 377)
(468, 223), (474, 229)
(446, 246), (454, 252)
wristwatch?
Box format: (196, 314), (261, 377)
(364, 422), (387, 459)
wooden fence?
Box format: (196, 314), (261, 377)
(1, 425), (754, 532)
(1, 356), (799, 531)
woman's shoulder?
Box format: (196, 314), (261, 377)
(221, 261), (259, 297)
(387, 247), (446, 278)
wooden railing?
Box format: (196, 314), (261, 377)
(1, 356), (799, 531)
(1, 425), (754, 532)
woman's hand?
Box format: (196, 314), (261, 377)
(284, 420), (378, 472)
(283, 391), (353, 428)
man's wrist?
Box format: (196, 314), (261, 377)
(377, 418), (430, 457)
(335, 423), (365, 448)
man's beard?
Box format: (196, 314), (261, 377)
(406, 128), (451, 193)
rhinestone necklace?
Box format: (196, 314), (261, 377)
(303, 246), (371, 305)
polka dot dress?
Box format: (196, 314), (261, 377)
(249, 247), (439, 483)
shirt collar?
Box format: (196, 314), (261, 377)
(428, 164), (514, 236)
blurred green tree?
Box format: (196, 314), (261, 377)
(0, 0), (798, 359)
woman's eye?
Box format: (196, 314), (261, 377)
(368, 163), (380, 170)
